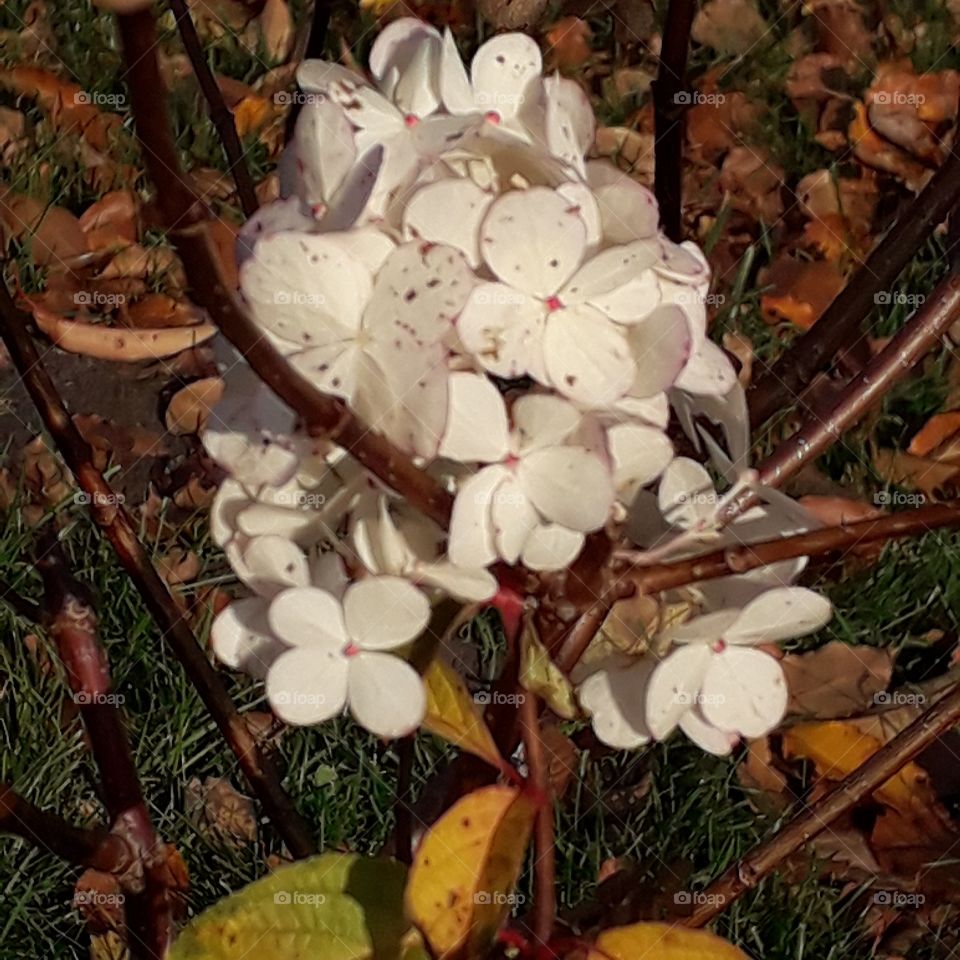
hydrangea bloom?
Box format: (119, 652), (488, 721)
(202, 19), (830, 749)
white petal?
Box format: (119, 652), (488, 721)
(293, 98), (356, 207)
(585, 161), (659, 242)
(322, 146), (385, 232)
(544, 74), (594, 173)
(675, 340), (738, 396)
(491, 474), (539, 564)
(239, 535), (310, 596)
(268, 586), (348, 649)
(211, 598), (284, 680)
(370, 18), (440, 82)
(344, 576), (430, 650)
(614, 392), (670, 428)
(292, 340), (361, 401)
(519, 446), (614, 532)
(655, 239), (710, 283)
(327, 224), (395, 274)
(471, 33), (542, 120)
(348, 651), (426, 737)
(236, 501), (324, 544)
(512, 394), (582, 453)
(210, 479), (247, 547)
(296, 59), (365, 95)
(415, 561), (497, 601)
(657, 457), (717, 529)
(667, 610), (740, 645)
(556, 181), (602, 249)
(363, 241), (474, 345)
(679, 706), (738, 755)
(240, 232), (370, 346)
(439, 28), (475, 114)
(562, 241), (661, 305)
(645, 644), (713, 740)
(578, 660), (653, 749)
(236, 196), (318, 266)
(479, 187), (586, 297)
(392, 40), (442, 117)
(520, 523), (584, 570)
(586, 270), (661, 326)
(726, 588), (832, 645)
(627, 304), (692, 397)
(456, 284), (546, 380)
(403, 179), (493, 266)
(449, 465), (509, 568)
(607, 423), (674, 491)
(267, 647), (348, 725)
(439, 371), (510, 463)
(543, 305), (635, 408)
(700, 647), (788, 738)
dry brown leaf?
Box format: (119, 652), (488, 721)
(165, 377), (224, 435)
(722, 331), (753, 386)
(719, 146), (784, 222)
(593, 126), (654, 184)
(849, 102), (929, 190)
(737, 738), (789, 797)
(186, 776), (258, 843)
(809, 0), (874, 66)
(258, 0), (292, 61)
(545, 18), (593, 69)
(0, 106), (28, 162)
(760, 257), (845, 329)
(478, 0), (549, 29)
(785, 53), (851, 102)
(781, 641), (893, 719)
(873, 448), (960, 500)
(122, 293), (202, 329)
(542, 725), (578, 800)
(908, 411), (960, 457)
(97, 244), (180, 282)
(0, 190), (88, 267)
(686, 90), (761, 159)
(158, 547), (201, 586)
(691, 0), (768, 55)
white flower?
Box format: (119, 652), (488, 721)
(350, 492), (497, 601)
(645, 587), (832, 747)
(265, 576), (430, 737)
(448, 394), (614, 571)
(241, 232), (475, 458)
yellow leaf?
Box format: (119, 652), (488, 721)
(781, 721), (936, 822)
(519, 620), (577, 719)
(588, 922), (750, 960)
(422, 659), (505, 770)
(406, 785), (536, 959)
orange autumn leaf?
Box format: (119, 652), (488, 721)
(232, 94), (272, 137)
(760, 258), (845, 330)
(544, 17), (592, 69)
(801, 213), (850, 261)
(849, 101), (928, 189)
(908, 411), (960, 457)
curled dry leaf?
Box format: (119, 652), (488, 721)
(691, 0), (768, 55)
(97, 244), (181, 282)
(808, 0), (874, 66)
(786, 53), (852, 102)
(258, 0), (293, 62)
(544, 18), (593, 69)
(686, 91), (761, 159)
(760, 256), (846, 329)
(186, 776), (258, 844)
(909, 411), (960, 457)
(0, 190), (88, 267)
(873, 448), (960, 500)
(478, 0), (550, 30)
(718, 146), (784, 222)
(122, 293), (203, 329)
(33, 303), (217, 362)
(849, 102), (929, 191)
(593, 126), (654, 184)
(722, 331), (753, 387)
(165, 377), (225, 435)
(158, 547), (201, 586)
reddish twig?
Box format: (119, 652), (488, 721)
(685, 673), (960, 925)
(113, 8), (454, 530)
(723, 272), (960, 523)
(520, 693), (556, 948)
(748, 145), (960, 429)
(0, 285), (316, 860)
(37, 536), (172, 959)
(168, 0), (260, 218)
(557, 500), (960, 673)
(653, 0), (697, 241)
(0, 783), (132, 872)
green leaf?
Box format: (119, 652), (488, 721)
(519, 619), (577, 719)
(169, 853), (425, 960)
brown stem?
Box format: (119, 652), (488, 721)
(557, 500), (960, 672)
(653, 0), (697, 241)
(37, 537), (172, 959)
(685, 674), (960, 926)
(113, 9), (454, 530)
(168, 0), (260, 218)
(0, 577), (41, 622)
(0, 783), (132, 872)
(0, 285), (316, 860)
(722, 271), (960, 524)
(747, 144), (960, 429)
(520, 694), (556, 948)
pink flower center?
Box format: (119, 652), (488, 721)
(343, 642), (361, 658)
(545, 295), (564, 312)
(505, 453), (520, 468)
(404, 114), (419, 128)
(712, 639), (727, 653)
(484, 110), (501, 125)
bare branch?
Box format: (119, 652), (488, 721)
(0, 284), (316, 860)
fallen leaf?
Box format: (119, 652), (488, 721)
(545, 18), (593, 69)
(593, 126), (654, 184)
(122, 294), (203, 329)
(909, 411), (960, 457)
(519, 619), (577, 719)
(0, 190), (88, 267)
(719, 146), (784, 222)
(686, 91), (760, 159)
(157, 547), (201, 586)
(542, 725), (578, 799)
(873, 448), (960, 500)
(406, 785), (536, 959)
(186, 776), (257, 843)
(165, 377), (224, 434)
(786, 53), (852, 102)
(722, 331), (754, 386)
(760, 257), (846, 329)
(809, 0), (874, 66)
(588, 922), (750, 960)
(478, 0), (549, 29)
(258, 0), (292, 61)
(691, 0), (768, 56)
(849, 102), (929, 190)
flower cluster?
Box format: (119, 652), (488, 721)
(203, 20), (830, 748)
